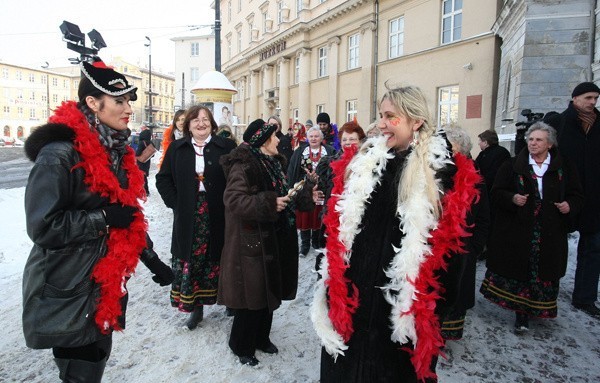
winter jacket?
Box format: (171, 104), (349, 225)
(486, 147), (584, 281)
(545, 102), (600, 233)
(287, 142), (335, 187)
(276, 131), (293, 163)
(22, 120), (158, 349)
(475, 144), (511, 194)
(218, 145), (299, 312)
(136, 128), (153, 173)
(156, 135), (236, 262)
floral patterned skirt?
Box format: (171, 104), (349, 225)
(170, 192), (220, 312)
(480, 204), (559, 318)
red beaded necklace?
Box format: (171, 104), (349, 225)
(193, 142), (206, 157)
(309, 147), (322, 163)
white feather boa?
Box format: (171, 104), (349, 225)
(311, 133), (451, 357)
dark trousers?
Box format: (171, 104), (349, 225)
(229, 308), (273, 357)
(572, 231), (600, 304)
(52, 336), (112, 362)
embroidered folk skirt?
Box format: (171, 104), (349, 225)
(295, 205), (323, 230)
(480, 201), (559, 319)
(170, 192), (220, 312)
(441, 309), (467, 340)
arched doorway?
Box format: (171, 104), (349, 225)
(17, 126), (24, 138)
(3, 125), (10, 137)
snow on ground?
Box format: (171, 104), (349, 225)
(1, 162), (599, 382)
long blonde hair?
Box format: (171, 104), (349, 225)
(379, 85), (442, 218)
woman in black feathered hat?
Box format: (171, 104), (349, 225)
(218, 119), (304, 366)
(22, 58), (173, 382)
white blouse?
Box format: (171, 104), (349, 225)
(193, 135), (212, 192)
(528, 152), (550, 199)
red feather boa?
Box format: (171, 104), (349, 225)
(49, 101), (148, 333)
(323, 148), (480, 381)
(322, 145), (360, 342)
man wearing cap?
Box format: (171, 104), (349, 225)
(316, 112), (340, 151)
(545, 81), (600, 319)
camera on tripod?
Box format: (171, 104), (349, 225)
(514, 109), (545, 154)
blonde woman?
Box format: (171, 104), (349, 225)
(312, 86), (481, 382)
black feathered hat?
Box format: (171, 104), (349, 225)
(243, 119), (277, 148)
(79, 59), (138, 101)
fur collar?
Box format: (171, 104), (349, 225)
(24, 123), (75, 162)
(220, 144), (287, 176)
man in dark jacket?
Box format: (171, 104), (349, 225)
(475, 129), (510, 260)
(545, 81), (600, 319)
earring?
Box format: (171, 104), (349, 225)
(409, 131), (419, 148)
(94, 114), (100, 126)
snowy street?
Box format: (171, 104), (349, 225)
(0, 162), (599, 382)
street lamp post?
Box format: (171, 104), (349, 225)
(145, 36), (153, 125)
(215, 0), (221, 72)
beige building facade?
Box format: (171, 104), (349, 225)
(0, 62), (78, 138)
(221, 0), (502, 147)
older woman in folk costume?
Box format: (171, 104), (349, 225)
(22, 59), (173, 382)
(156, 105), (236, 330)
(480, 122), (584, 333)
(311, 86), (481, 382)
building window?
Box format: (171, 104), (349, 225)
(17, 107), (23, 117)
(29, 109), (36, 119)
(63, 79), (69, 89)
(3, 106), (9, 114)
(277, 1), (284, 24)
(1, 68), (8, 79)
(389, 16), (404, 59)
(238, 0), (241, 12)
(317, 104), (324, 115)
(438, 85), (459, 126)
(296, 0), (303, 16)
(318, 46), (328, 78)
(41, 74), (47, 84)
(262, 11), (268, 33)
(276, 65), (281, 88)
(346, 99), (358, 122)
(29, 73), (35, 82)
(227, 37), (232, 59)
(52, 78), (58, 86)
(42, 109), (48, 119)
(293, 108), (299, 122)
(131, 112), (136, 122)
(16, 71), (22, 81)
(442, 0), (462, 44)
(228, 1), (232, 22)
(41, 94), (47, 102)
(348, 33), (360, 69)
(191, 42), (200, 56)
(237, 30), (242, 53)
(294, 57), (300, 84)
(30, 92), (35, 100)
(53, 94), (58, 103)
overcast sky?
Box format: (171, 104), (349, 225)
(0, 0), (215, 73)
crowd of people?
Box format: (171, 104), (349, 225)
(20, 57), (600, 383)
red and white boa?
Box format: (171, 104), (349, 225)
(49, 101), (148, 334)
(311, 134), (481, 381)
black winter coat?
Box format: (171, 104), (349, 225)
(155, 135), (236, 262)
(287, 142), (335, 186)
(475, 144), (511, 194)
(486, 148), (584, 281)
(276, 131), (293, 163)
(545, 102), (600, 233)
(22, 122), (158, 349)
(136, 128), (153, 173)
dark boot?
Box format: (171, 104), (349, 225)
(300, 230), (311, 256)
(55, 357), (106, 383)
(186, 306), (204, 330)
(514, 312), (529, 334)
(311, 230), (322, 251)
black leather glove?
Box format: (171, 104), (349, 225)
(103, 204), (138, 228)
(141, 249), (174, 286)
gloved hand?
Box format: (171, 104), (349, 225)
(142, 249), (174, 286)
(103, 204), (138, 228)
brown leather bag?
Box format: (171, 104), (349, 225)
(136, 142), (157, 163)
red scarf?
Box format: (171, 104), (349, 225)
(49, 101), (148, 333)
